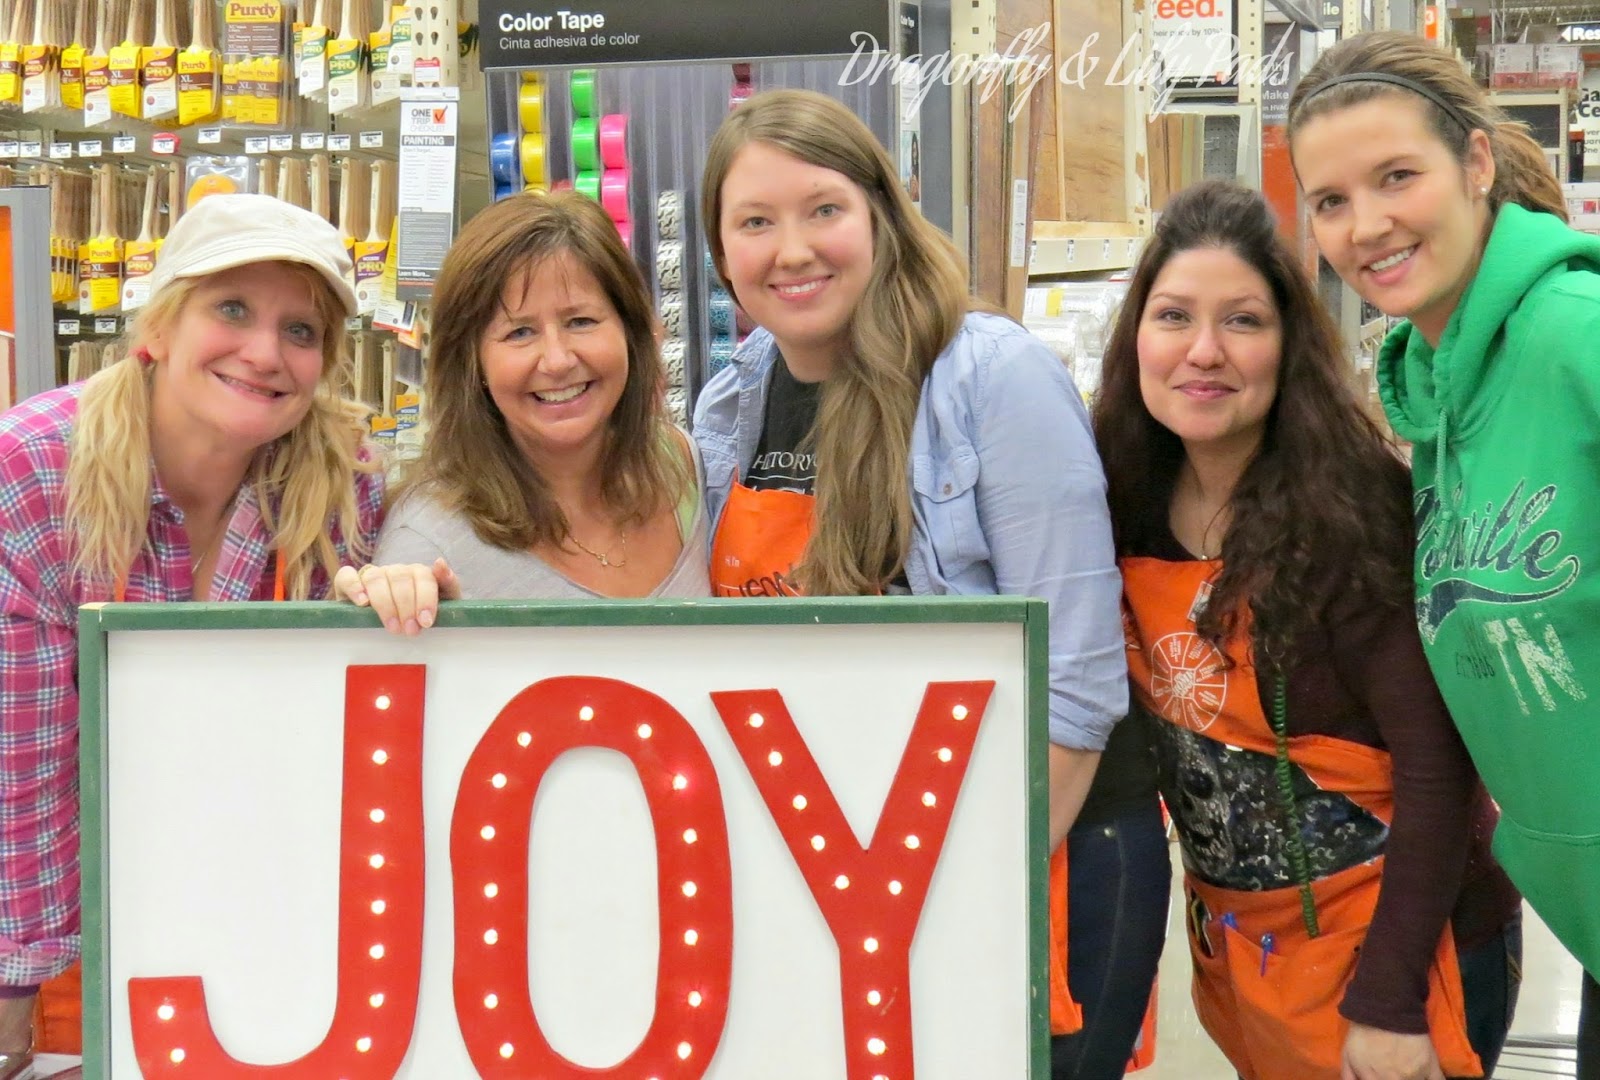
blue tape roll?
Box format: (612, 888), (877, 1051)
(493, 180), (516, 202)
(708, 291), (735, 337)
(490, 132), (517, 186)
(708, 339), (737, 377)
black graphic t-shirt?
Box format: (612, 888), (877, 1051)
(745, 357), (819, 494)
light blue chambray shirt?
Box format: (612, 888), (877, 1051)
(692, 311), (1128, 751)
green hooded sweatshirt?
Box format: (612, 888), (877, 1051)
(1377, 202), (1600, 979)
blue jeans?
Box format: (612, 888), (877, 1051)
(1451, 911), (1523, 1079)
(1050, 799), (1172, 1080)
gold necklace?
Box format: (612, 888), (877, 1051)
(568, 526), (629, 568)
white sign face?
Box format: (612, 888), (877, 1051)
(91, 617), (1039, 1077)
(1150, 0), (1235, 83)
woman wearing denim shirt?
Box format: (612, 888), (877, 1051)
(693, 89), (1168, 1078)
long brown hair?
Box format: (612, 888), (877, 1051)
(1092, 182), (1415, 669)
(701, 89), (968, 595)
(1288, 30), (1567, 222)
(401, 190), (688, 549)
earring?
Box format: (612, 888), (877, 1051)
(1480, 185), (1489, 196)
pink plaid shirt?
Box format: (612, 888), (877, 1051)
(0, 385), (385, 986)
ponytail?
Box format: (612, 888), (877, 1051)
(1492, 121), (1568, 221)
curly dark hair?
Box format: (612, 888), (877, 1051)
(1092, 181), (1415, 671)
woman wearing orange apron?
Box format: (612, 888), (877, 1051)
(692, 90), (1170, 1077)
(1090, 181), (1523, 1080)
(0, 194), (387, 1076)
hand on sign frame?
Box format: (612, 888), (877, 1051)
(333, 558), (462, 636)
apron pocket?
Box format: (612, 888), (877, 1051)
(1222, 921), (1365, 1080)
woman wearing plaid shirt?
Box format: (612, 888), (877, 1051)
(0, 194), (386, 1074)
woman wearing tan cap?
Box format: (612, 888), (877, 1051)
(0, 192), (387, 1073)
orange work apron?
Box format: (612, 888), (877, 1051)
(711, 477), (1091, 1038)
(1121, 556), (1480, 1080)
(34, 553), (289, 1054)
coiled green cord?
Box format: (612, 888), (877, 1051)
(1270, 677), (1321, 939)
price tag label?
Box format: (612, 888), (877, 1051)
(359, 130), (384, 149)
(300, 132), (326, 150)
(95, 316), (119, 334)
(79, 140), (103, 158)
(269, 133), (294, 152)
(328, 133), (352, 152)
(1066, 239), (1076, 263)
(0, 142), (17, 159)
(112, 135), (137, 154)
(48, 142), (72, 159)
(198, 127), (222, 145)
(345, 316), (365, 332)
(244, 137), (269, 154)
(1101, 238), (1112, 260)
(57, 319), (80, 337)
(19, 141), (41, 158)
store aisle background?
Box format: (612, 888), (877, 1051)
(1140, 844), (1584, 1078)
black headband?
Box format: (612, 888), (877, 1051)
(1296, 71), (1475, 133)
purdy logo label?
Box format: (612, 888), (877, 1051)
(1414, 480), (1580, 641)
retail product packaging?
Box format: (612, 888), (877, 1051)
(61, 0), (90, 110)
(177, 0), (220, 125)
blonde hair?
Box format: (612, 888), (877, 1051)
(65, 265), (378, 599)
(1288, 30), (1568, 221)
(702, 89), (969, 595)
(400, 190), (689, 549)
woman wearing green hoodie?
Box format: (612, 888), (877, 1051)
(1288, 28), (1600, 1074)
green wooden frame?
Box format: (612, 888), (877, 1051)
(78, 596), (1051, 1077)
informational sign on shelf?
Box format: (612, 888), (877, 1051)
(396, 88), (460, 298)
(477, 0), (895, 68)
(82, 603), (1046, 1077)
(1149, 0), (1236, 84)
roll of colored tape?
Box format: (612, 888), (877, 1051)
(660, 291), (684, 337)
(601, 169), (629, 221)
(709, 339), (737, 376)
(732, 62), (752, 83)
(571, 118), (600, 172)
(493, 180), (515, 202)
(708, 290), (736, 337)
(615, 219), (633, 250)
(524, 183), (549, 195)
(662, 337), (686, 387)
(552, 178), (575, 193)
(518, 82), (544, 131)
(703, 248), (720, 282)
(575, 171), (601, 201)
(656, 241), (683, 289)
(665, 387), (688, 426)
(730, 81), (755, 110)
(520, 70), (543, 84)
(570, 69), (597, 116)
(520, 133), (547, 186)
(490, 132), (517, 185)
(656, 190), (683, 240)
(599, 114), (628, 170)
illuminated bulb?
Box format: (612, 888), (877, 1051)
(864, 937), (879, 953)
(677, 1043), (692, 1061)
(518, 731), (532, 747)
(792, 795), (808, 811)
(937, 747), (953, 763)
(500, 1043), (515, 1059)
(638, 723), (653, 739)
(491, 773), (507, 789)
(688, 991), (703, 1007)
(811, 835), (826, 851)
(906, 835), (921, 850)
(372, 749), (388, 765)
(868, 990), (882, 1006)
(682, 881), (698, 897)
(579, 706), (595, 721)
(683, 828), (698, 844)
(922, 792), (937, 807)
(484, 882), (499, 898)
(369, 854), (385, 869)
(369, 808), (385, 823)
(170, 1049), (186, 1064)
(684, 929), (699, 946)
(369, 993), (384, 1008)
(484, 929), (499, 945)
(768, 750), (783, 767)
(356, 1036), (373, 1053)
(481, 825), (496, 841)
(369, 944), (385, 960)
(748, 712), (764, 728)
(371, 900), (386, 915)
(952, 704), (968, 720)
(889, 880), (903, 895)
(835, 875), (850, 889)
(673, 774), (688, 791)
(868, 1037), (886, 1055)
(156, 1004), (175, 1021)
(484, 993), (499, 1009)
(375, 695), (391, 711)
